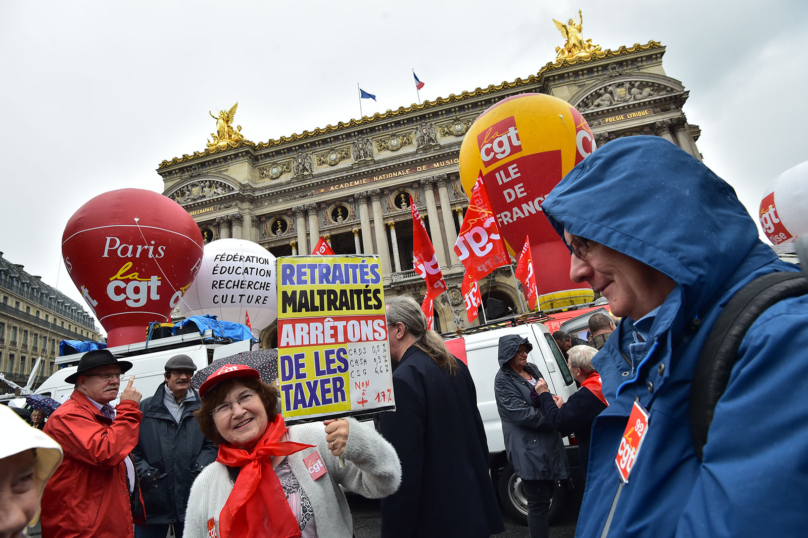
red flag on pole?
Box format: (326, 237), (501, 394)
(515, 236), (539, 311)
(245, 311), (253, 331)
(411, 198), (446, 301)
(313, 237), (335, 255)
(421, 295), (434, 330)
(461, 272), (482, 323)
(454, 171), (510, 281)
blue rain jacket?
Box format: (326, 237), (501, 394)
(542, 137), (808, 537)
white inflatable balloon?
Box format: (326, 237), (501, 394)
(180, 239), (277, 331)
(760, 160), (808, 246)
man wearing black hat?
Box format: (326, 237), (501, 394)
(41, 349), (143, 538)
(130, 354), (216, 538)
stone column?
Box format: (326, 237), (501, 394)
(357, 193), (373, 255)
(251, 216), (261, 242)
(231, 214), (243, 240)
(370, 189), (392, 276)
(420, 177), (448, 268)
(218, 216), (231, 239)
(671, 117), (701, 161)
(387, 222), (402, 273)
(654, 120), (675, 144)
(290, 241), (298, 256)
(437, 175), (461, 267)
(454, 207), (464, 231)
(352, 228), (362, 254)
(259, 216), (268, 241)
(307, 204), (320, 253)
(294, 205), (308, 255)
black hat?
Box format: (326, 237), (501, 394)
(65, 349), (133, 384)
(165, 354), (197, 372)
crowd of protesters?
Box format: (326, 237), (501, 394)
(4, 136), (808, 538)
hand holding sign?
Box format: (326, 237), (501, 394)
(324, 419), (349, 457)
(120, 376), (142, 404)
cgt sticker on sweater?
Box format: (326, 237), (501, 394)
(304, 451), (328, 481)
(207, 518), (218, 538)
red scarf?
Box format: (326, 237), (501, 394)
(215, 414), (314, 538)
(581, 370), (608, 406)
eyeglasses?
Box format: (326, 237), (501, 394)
(211, 390), (257, 418)
(568, 235), (599, 261)
(84, 373), (121, 381)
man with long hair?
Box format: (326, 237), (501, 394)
(379, 296), (504, 538)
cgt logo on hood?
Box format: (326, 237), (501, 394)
(477, 116), (522, 166)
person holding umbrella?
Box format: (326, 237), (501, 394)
(184, 364), (401, 538)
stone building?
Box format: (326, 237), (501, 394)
(158, 40), (702, 346)
(0, 252), (102, 394)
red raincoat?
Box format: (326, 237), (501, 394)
(41, 391), (142, 538)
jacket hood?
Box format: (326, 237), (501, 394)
(542, 136), (776, 320)
(497, 335), (533, 368)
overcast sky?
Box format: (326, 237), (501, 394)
(1, 0), (806, 335)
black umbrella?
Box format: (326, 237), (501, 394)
(191, 349), (279, 391)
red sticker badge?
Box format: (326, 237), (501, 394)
(304, 451), (328, 481)
(207, 518), (218, 538)
(615, 400), (650, 483)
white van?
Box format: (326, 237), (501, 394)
(36, 331), (250, 403)
(447, 321), (582, 524)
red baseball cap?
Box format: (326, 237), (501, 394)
(199, 364), (260, 398)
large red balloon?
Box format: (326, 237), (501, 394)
(62, 189), (204, 347)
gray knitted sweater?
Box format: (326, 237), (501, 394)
(184, 418), (401, 538)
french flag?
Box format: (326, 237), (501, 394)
(413, 72), (425, 90)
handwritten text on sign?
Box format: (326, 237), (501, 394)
(615, 400), (650, 483)
(277, 255), (395, 423)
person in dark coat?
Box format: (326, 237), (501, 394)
(379, 296), (504, 538)
(552, 330), (590, 358)
(130, 354), (216, 538)
(534, 345), (607, 476)
(495, 334), (569, 538)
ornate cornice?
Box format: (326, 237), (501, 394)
(158, 41), (662, 170)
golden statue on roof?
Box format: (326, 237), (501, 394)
(553, 10), (602, 61)
(207, 102), (246, 148)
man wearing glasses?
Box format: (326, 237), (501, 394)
(541, 136), (808, 537)
(42, 349), (143, 538)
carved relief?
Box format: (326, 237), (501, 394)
(438, 118), (474, 138)
(414, 121), (440, 151)
(291, 151), (313, 178)
(315, 147), (351, 167)
(376, 132), (413, 152)
(169, 180), (235, 204)
(351, 137), (375, 163)
(259, 161), (291, 180)
(578, 80), (664, 111)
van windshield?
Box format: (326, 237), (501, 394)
(544, 333), (574, 386)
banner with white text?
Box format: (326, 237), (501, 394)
(276, 255), (395, 423)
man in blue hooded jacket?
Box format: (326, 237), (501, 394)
(541, 136), (808, 537)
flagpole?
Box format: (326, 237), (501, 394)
(412, 69), (421, 105)
(510, 263), (528, 313)
(357, 83), (363, 118)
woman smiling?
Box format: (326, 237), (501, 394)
(184, 364), (401, 538)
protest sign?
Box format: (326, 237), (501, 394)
(276, 255), (395, 423)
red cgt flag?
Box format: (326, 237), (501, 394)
(313, 237), (335, 255)
(515, 235), (539, 311)
(454, 171), (511, 281)
(421, 295), (434, 331)
(411, 197), (446, 301)
(461, 272), (482, 323)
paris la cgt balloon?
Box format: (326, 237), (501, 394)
(179, 239), (278, 336)
(760, 160), (808, 246)
(458, 93), (597, 298)
(61, 189), (204, 347)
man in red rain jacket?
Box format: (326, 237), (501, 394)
(42, 350), (143, 538)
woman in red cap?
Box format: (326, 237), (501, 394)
(184, 364), (401, 538)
